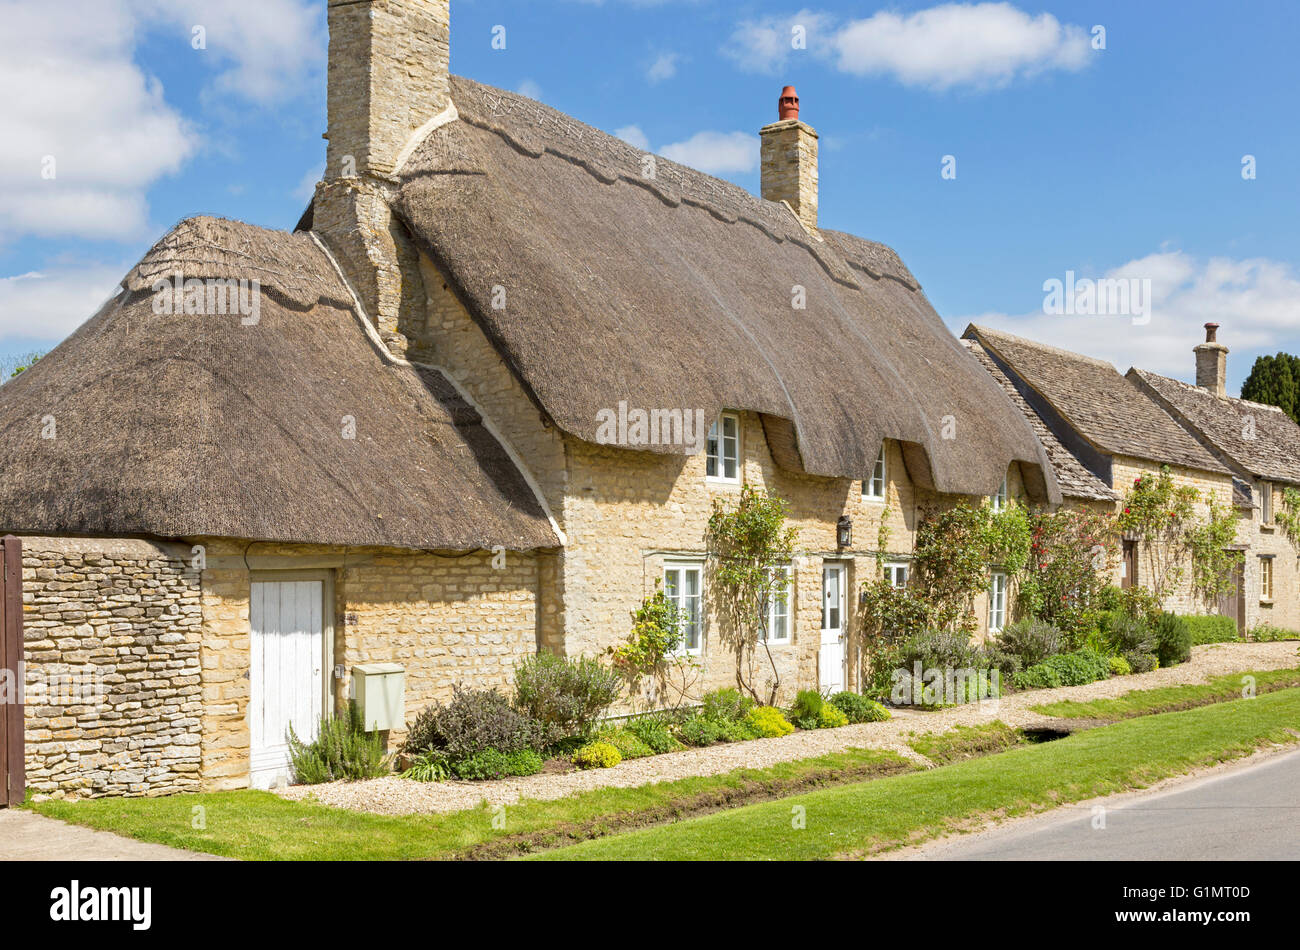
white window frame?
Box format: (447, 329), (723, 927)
(991, 475), (1009, 512)
(884, 561), (909, 590)
(988, 571), (1007, 633)
(1260, 481), (1274, 525)
(706, 413), (741, 484)
(863, 444), (886, 501)
(1260, 556), (1274, 601)
(761, 565), (793, 643)
(664, 561), (704, 655)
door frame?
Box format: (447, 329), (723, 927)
(248, 570), (335, 784)
(820, 561), (848, 693)
(1, 537), (24, 808)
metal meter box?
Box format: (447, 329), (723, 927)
(351, 663), (406, 732)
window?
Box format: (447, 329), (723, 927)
(863, 444), (886, 500)
(991, 475), (1009, 512)
(1260, 557), (1274, 601)
(988, 572), (1007, 633)
(884, 562), (909, 589)
(706, 413), (740, 483)
(664, 562), (703, 654)
(1260, 481), (1274, 525)
(762, 566), (793, 643)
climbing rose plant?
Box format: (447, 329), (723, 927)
(1017, 507), (1119, 647)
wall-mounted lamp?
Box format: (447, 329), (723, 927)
(836, 515), (852, 550)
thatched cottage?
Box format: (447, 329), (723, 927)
(963, 323), (1299, 631)
(0, 0), (1066, 796)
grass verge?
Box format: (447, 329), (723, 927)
(1030, 667), (1300, 720)
(532, 686), (1300, 861)
(29, 746), (911, 861)
(906, 722), (1024, 765)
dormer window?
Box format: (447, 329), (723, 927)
(706, 413), (740, 483)
(991, 475), (1009, 512)
(863, 444), (886, 501)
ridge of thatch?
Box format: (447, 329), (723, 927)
(393, 76), (1060, 504)
(0, 216), (559, 551)
(1129, 367), (1300, 486)
(964, 324), (1232, 476)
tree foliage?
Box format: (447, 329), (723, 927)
(1241, 352), (1300, 423)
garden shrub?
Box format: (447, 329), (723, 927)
(512, 652), (622, 745)
(625, 714), (683, 754)
(595, 725), (655, 760)
(820, 703), (849, 728)
(1183, 614), (1239, 644)
(789, 689), (827, 729)
(1109, 654), (1132, 677)
(1012, 663), (1063, 691)
(1250, 624), (1300, 642)
(996, 618), (1064, 667)
(896, 629), (978, 670)
(288, 701), (390, 784)
(744, 705), (795, 738)
(1040, 649), (1111, 686)
(828, 692), (891, 724)
(678, 713), (726, 747)
(1153, 612), (1192, 667)
(1123, 650), (1159, 674)
(573, 740), (622, 770)
(700, 687), (755, 724)
(451, 748), (544, 781)
(403, 749), (451, 783)
(402, 686), (542, 761)
(977, 644), (1023, 680)
(1104, 611), (1156, 658)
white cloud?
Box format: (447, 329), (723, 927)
(661, 131), (759, 175)
(0, 265), (129, 343)
(725, 3), (1092, 90)
(517, 79), (544, 100)
(647, 52), (680, 83)
(293, 163), (326, 204)
(614, 126), (651, 151)
(955, 251), (1300, 386)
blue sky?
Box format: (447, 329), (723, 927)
(2, 0), (1297, 394)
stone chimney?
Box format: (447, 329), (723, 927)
(1194, 322), (1228, 397)
(314, 0), (451, 354)
(760, 86), (819, 233)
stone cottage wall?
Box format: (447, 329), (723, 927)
(21, 537), (202, 799)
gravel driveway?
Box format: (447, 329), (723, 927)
(276, 641), (1298, 816)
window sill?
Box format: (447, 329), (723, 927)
(861, 495), (886, 504)
(1260, 599), (1274, 606)
(1260, 524), (1276, 533)
(706, 477), (741, 488)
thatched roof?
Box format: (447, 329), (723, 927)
(1129, 368), (1300, 486)
(964, 325), (1231, 476)
(962, 339), (1117, 502)
(394, 77), (1061, 504)
(0, 216), (559, 551)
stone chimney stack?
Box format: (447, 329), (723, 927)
(760, 86), (819, 233)
(1194, 322), (1228, 397)
(314, 0), (451, 354)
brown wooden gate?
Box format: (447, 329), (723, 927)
(0, 536), (24, 807)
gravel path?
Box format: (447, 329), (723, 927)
(277, 641), (1298, 816)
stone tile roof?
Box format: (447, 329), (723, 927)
(962, 339), (1118, 501)
(1129, 368), (1300, 486)
(964, 325), (1231, 476)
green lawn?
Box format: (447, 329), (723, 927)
(1030, 667), (1300, 720)
(533, 686), (1300, 861)
(30, 746), (910, 861)
(906, 721), (1024, 765)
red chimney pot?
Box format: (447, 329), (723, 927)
(1204, 322), (1220, 343)
(778, 85), (800, 121)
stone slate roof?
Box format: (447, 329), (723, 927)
(964, 325), (1231, 476)
(0, 216), (559, 551)
(391, 76), (1062, 505)
(962, 339), (1117, 501)
(1129, 368), (1300, 486)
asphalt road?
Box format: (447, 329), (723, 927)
(896, 748), (1300, 860)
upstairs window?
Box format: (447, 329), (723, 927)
(1260, 481), (1274, 525)
(863, 444), (886, 501)
(991, 475), (1009, 512)
(706, 413), (740, 483)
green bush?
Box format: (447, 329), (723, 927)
(789, 689), (827, 729)
(977, 644), (1023, 680)
(744, 705), (795, 738)
(1248, 623), (1300, 642)
(1104, 611), (1156, 658)
(820, 703), (849, 728)
(512, 652), (623, 745)
(403, 749), (452, 783)
(1153, 612), (1192, 667)
(828, 692), (891, 724)
(997, 618), (1065, 667)
(1012, 663), (1063, 691)
(1042, 649), (1111, 686)
(1109, 654), (1132, 677)
(1182, 614), (1239, 644)
(573, 740), (622, 769)
(678, 714), (726, 747)
(624, 714), (683, 754)
(700, 687), (755, 724)
(595, 725), (655, 760)
(896, 629), (978, 670)
(451, 748), (544, 781)
(402, 686), (541, 760)
(1124, 650), (1159, 674)
(287, 701), (391, 784)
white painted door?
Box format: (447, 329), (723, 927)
(249, 580), (325, 789)
(820, 564), (846, 693)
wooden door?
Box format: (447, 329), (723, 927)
(249, 579), (326, 790)
(1216, 557), (1246, 636)
(1, 537), (24, 807)
(1121, 539), (1137, 590)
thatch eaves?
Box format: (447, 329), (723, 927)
(394, 77), (1061, 504)
(0, 216), (559, 551)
